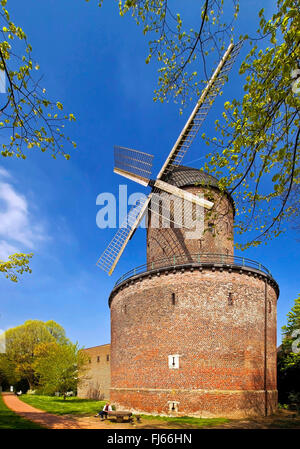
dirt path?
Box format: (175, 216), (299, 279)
(1, 393), (138, 429)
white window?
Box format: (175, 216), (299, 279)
(168, 354), (180, 369)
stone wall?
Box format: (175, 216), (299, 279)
(78, 344), (111, 400)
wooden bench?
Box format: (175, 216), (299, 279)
(107, 410), (132, 423)
(107, 411), (141, 424)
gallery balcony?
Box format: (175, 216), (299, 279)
(113, 253), (278, 292)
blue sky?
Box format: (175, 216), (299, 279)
(0, 0), (298, 347)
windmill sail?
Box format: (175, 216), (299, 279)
(157, 41), (243, 179)
(97, 195), (152, 275)
(97, 41), (242, 276)
(114, 146), (154, 186)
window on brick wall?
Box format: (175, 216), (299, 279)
(172, 293), (176, 305)
(106, 354), (110, 362)
(97, 356), (100, 363)
(208, 222), (215, 234)
(168, 354), (180, 369)
(228, 292), (233, 305)
(168, 401), (179, 413)
(198, 240), (202, 252)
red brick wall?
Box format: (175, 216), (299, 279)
(147, 186), (234, 264)
(109, 268), (278, 418)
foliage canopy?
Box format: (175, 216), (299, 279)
(34, 341), (88, 399)
(278, 294), (300, 405)
(0, 320), (71, 390)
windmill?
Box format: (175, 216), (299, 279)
(97, 41), (242, 275)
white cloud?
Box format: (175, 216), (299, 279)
(0, 167), (11, 179)
(0, 166), (46, 259)
(0, 240), (20, 259)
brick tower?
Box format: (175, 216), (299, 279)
(108, 167), (279, 418)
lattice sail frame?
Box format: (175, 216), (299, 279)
(114, 146), (154, 185)
(97, 41), (243, 275)
(96, 196), (152, 275)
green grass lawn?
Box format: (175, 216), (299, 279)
(0, 395), (44, 429)
(20, 395), (106, 416)
(141, 414), (229, 428)
(20, 395), (229, 428)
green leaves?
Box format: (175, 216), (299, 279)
(202, 0), (300, 249)
(115, 0), (240, 106)
(0, 3), (77, 161)
(34, 341), (85, 397)
(0, 253), (33, 282)
(280, 294), (300, 372)
(1, 320), (77, 391)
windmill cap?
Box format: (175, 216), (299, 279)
(163, 165), (235, 214)
(163, 165), (220, 189)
